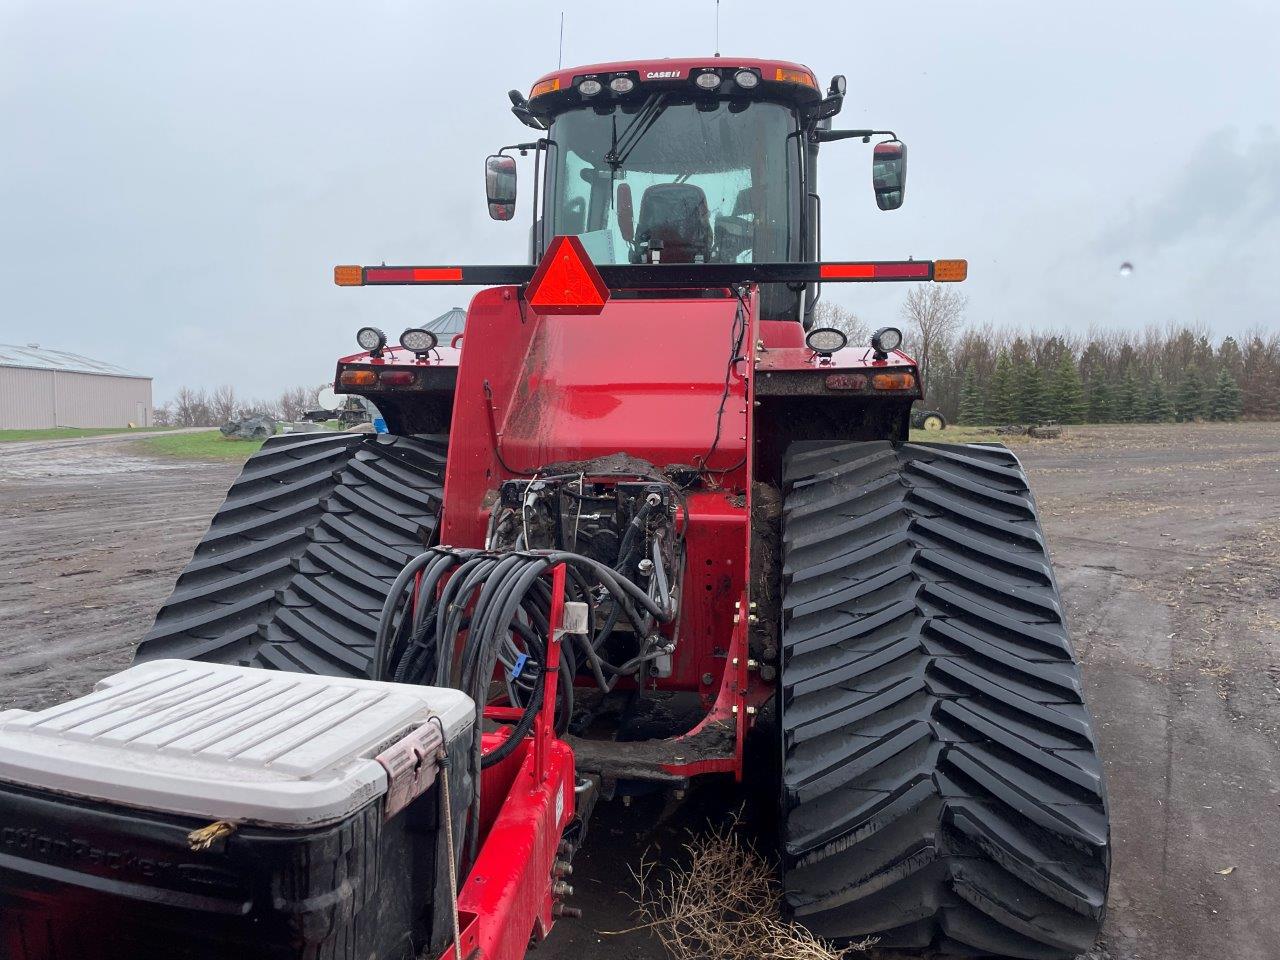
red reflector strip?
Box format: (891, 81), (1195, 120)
(413, 267), (464, 282)
(820, 262), (932, 280)
(872, 262), (931, 279)
(364, 267), (464, 284)
(819, 263), (875, 279)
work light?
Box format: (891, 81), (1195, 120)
(734, 69), (760, 89)
(578, 79), (602, 97)
(609, 76), (635, 94)
(356, 327), (387, 354)
(400, 328), (437, 355)
(805, 327), (847, 355)
(870, 327), (903, 357)
(695, 71), (721, 91)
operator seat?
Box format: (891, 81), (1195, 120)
(633, 183), (712, 263)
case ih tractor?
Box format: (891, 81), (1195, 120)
(0, 58), (1108, 960)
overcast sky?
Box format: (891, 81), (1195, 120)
(3, 1), (1277, 401)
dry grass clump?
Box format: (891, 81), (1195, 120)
(622, 818), (876, 960)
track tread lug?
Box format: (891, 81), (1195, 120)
(136, 433), (446, 679)
(780, 440), (1109, 959)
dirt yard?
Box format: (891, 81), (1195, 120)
(2, 423), (1278, 960)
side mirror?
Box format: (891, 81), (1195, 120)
(872, 140), (907, 211)
(485, 155), (517, 221)
(616, 183), (635, 242)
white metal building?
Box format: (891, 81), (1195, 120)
(0, 343), (153, 430)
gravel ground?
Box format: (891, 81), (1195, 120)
(2, 422), (1278, 960)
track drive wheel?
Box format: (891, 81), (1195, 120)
(779, 440), (1109, 959)
(136, 432), (446, 679)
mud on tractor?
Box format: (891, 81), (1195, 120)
(0, 59), (1109, 960)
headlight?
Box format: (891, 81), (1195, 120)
(870, 327), (903, 355)
(578, 78), (602, 97)
(356, 327), (387, 353)
(805, 327), (848, 355)
(399, 327), (438, 354)
(695, 71), (721, 91)
(734, 69), (760, 89)
(609, 76), (635, 94)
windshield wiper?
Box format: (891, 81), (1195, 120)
(605, 93), (669, 170)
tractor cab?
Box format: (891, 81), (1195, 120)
(488, 59), (907, 322)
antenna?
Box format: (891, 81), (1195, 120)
(714, 0), (720, 57)
(558, 12), (565, 69)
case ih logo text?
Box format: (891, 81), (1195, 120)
(645, 70), (681, 79)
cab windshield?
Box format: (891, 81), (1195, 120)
(545, 98), (799, 267)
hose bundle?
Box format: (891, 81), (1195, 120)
(373, 544), (677, 863)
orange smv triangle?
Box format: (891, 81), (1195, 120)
(526, 235), (611, 315)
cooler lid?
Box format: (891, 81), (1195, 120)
(0, 660), (474, 828)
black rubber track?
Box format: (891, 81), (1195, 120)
(779, 440), (1109, 959)
(136, 432), (446, 679)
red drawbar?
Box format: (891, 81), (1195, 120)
(526, 235), (610, 315)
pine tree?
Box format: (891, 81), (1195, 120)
(1136, 380), (1154, 422)
(989, 352), (1017, 424)
(1016, 361), (1049, 424)
(1088, 380), (1115, 423)
(1175, 371), (1205, 422)
(1115, 368), (1141, 423)
(1208, 369), (1244, 421)
(957, 365), (984, 425)
(1048, 354), (1086, 423)
(1144, 376), (1176, 422)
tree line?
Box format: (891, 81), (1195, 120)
(816, 291), (1278, 425)
(153, 384), (323, 427)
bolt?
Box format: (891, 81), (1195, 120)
(674, 788), (686, 800)
(747, 659), (759, 670)
(748, 614), (759, 624)
(746, 705), (757, 716)
(731, 657), (739, 667)
(637, 558), (654, 575)
(733, 613), (740, 624)
(645, 492), (662, 506)
(749, 601), (757, 610)
(553, 903), (583, 919)
(732, 704), (739, 714)
(701, 672), (714, 685)
(553, 860), (573, 877)
(552, 880), (574, 898)
(760, 665), (777, 682)
(622, 795), (632, 807)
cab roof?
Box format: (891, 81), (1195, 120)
(526, 57), (824, 114)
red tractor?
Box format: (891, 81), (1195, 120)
(0, 58), (1108, 960)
